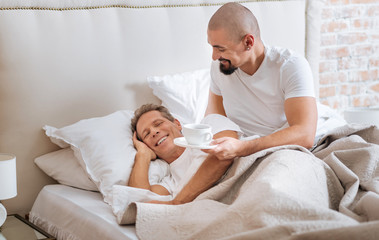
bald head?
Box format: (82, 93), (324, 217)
(208, 2), (260, 43)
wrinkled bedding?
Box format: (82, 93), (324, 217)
(112, 124), (379, 240)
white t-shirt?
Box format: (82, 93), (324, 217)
(210, 45), (315, 137)
(158, 114), (242, 197)
(159, 148), (206, 197)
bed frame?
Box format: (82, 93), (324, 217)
(0, 0), (322, 216)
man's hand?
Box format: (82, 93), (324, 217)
(129, 132), (171, 196)
(133, 132), (157, 160)
(202, 137), (248, 160)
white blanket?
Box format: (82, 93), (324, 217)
(112, 124), (379, 240)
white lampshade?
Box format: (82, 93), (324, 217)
(0, 153), (17, 200)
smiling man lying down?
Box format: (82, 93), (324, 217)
(128, 103), (242, 203)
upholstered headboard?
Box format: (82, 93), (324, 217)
(0, 0), (322, 215)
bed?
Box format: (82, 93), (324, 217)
(1, 0), (378, 240)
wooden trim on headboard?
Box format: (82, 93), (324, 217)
(0, 0), (299, 11)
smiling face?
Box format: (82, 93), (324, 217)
(207, 28), (248, 75)
(207, 2), (263, 75)
(136, 110), (184, 163)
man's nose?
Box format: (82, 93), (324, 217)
(212, 50), (220, 61)
(152, 128), (159, 137)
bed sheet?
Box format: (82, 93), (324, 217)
(29, 184), (137, 240)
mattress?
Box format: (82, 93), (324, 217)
(29, 184), (137, 240)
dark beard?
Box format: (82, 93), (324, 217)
(219, 59), (237, 75)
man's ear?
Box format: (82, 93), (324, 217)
(243, 34), (254, 49)
(173, 119), (182, 130)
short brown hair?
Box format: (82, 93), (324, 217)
(131, 103), (175, 134)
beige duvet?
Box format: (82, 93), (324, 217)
(118, 124), (379, 240)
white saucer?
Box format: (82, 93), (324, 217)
(174, 137), (216, 149)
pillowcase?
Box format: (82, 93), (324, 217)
(147, 68), (210, 124)
(43, 110), (136, 204)
(34, 148), (98, 191)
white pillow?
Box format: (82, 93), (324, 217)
(43, 110), (170, 204)
(43, 110), (136, 204)
(35, 148), (98, 191)
(147, 68), (210, 124)
(314, 102), (347, 144)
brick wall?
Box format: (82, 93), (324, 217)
(318, 0), (379, 112)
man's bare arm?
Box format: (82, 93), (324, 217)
(240, 96), (317, 154)
(128, 132), (170, 195)
(205, 91), (226, 117)
(206, 97), (318, 160)
(167, 129), (238, 204)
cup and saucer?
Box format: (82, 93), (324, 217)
(174, 123), (217, 149)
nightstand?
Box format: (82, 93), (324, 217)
(0, 214), (55, 240)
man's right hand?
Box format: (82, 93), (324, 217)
(133, 132), (157, 160)
(202, 137), (248, 160)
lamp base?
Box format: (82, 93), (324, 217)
(0, 202), (6, 226)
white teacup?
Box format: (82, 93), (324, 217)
(182, 123), (213, 146)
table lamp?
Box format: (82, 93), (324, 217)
(0, 153), (17, 227)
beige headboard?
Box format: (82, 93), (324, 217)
(0, 0), (321, 215)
